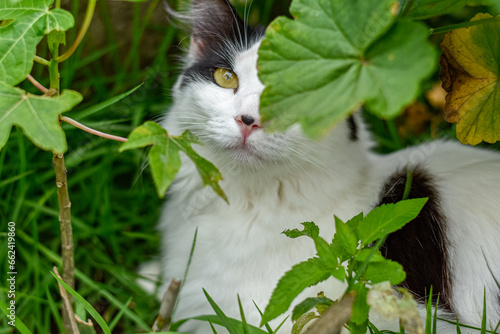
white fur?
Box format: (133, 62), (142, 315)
(141, 37), (500, 333)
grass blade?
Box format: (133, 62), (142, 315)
(203, 289), (241, 334)
(51, 271), (112, 334)
(209, 320), (219, 334)
(481, 289), (487, 334)
(425, 286), (433, 334)
(253, 301), (274, 334)
(238, 295), (250, 334)
(0, 299), (33, 334)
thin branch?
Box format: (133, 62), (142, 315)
(34, 55), (50, 66)
(54, 267), (80, 334)
(60, 116), (128, 142)
(152, 279), (182, 332)
(27, 74), (49, 94)
(56, 0), (97, 63)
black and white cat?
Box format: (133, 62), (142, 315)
(142, 0), (500, 332)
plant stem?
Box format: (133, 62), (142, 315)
(27, 74), (49, 94)
(34, 55), (51, 66)
(60, 116), (128, 142)
(56, 0), (97, 63)
(53, 153), (76, 334)
(430, 16), (500, 35)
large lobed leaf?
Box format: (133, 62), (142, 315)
(440, 13), (500, 145)
(258, 0), (436, 138)
(119, 121), (227, 201)
(0, 81), (82, 153)
(0, 0), (74, 85)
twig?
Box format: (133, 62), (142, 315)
(56, 0), (97, 63)
(152, 279), (182, 332)
(54, 267), (80, 334)
(303, 291), (356, 334)
(60, 116), (128, 142)
(53, 153), (76, 334)
(26, 74), (49, 94)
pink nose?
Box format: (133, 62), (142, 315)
(235, 114), (261, 144)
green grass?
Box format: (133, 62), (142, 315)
(0, 0), (499, 333)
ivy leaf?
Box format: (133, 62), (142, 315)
(0, 0), (74, 85)
(356, 198), (427, 246)
(364, 259), (406, 285)
(0, 81), (82, 153)
(119, 121), (227, 201)
(401, 0), (468, 19)
(440, 13), (500, 145)
(261, 257), (335, 325)
(258, 0), (436, 138)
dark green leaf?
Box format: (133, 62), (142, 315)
(203, 289), (240, 334)
(292, 297), (333, 321)
(356, 198), (428, 246)
(402, 0), (468, 19)
(0, 82), (82, 153)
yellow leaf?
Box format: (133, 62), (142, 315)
(440, 13), (500, 145)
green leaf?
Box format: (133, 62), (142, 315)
(292, 297), (333, 321)
(334, 216), (358, 256)
(354, 249), (386, 263)
(364, 259), (406, 284)
(0, 0), (74, 85)
(440, 13), (500, 145)
(402, 0), (468, 19)
(120, 122), (227, 201)
(0, 82), (82, 153)
(349, 282), (370, 325)
(356, 198), (428, 246)
(258, 0), (436, 138)
(292, 312), (318, 334)
(181, 315), (270, 334)
(51, 271), (112, 334)
(0, 299), (33, 334)
(283, 222), (338, 265)
(203, 289), (241, 334)
(261, 257), (335, 325)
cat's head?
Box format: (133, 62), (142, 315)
(166, 0), (359, 176)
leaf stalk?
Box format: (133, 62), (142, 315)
(60, 116), (128, 142)
(430, 16), (500, 35)
(56, 0), (97, 63)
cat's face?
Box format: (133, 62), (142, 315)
(168, 0), (352, 174)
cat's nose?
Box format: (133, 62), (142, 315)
(240, 115), (256, 126)
(236, 114), (260, 127)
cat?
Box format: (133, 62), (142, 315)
(142, 0), (500, 332)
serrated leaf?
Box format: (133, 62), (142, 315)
(0, 81), (82, 153)
(258, 0), (436, 138)
(119, 122), (227, 201)
(283, 222), (337, 265)
(364, 259), (406, 285)
(292, 297), (333, 322)
(334, 216), (358, 256)
(440, 13), (500, 145)
(356, 198), (428, 246)
(402, 0), (468, 19)
(0, 0), (74, 85)
(354, 249), (385, 263)
(261, 257), (335, 325)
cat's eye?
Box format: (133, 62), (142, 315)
(213, 68), (239, 89)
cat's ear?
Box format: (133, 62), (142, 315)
(189, 0), (244, 58)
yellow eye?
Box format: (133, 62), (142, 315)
(214, 68), (239, 89)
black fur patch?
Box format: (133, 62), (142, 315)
(378, 167), (452, 310)
(181, 0), (265, 87)
(346, 115), (358, 141)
